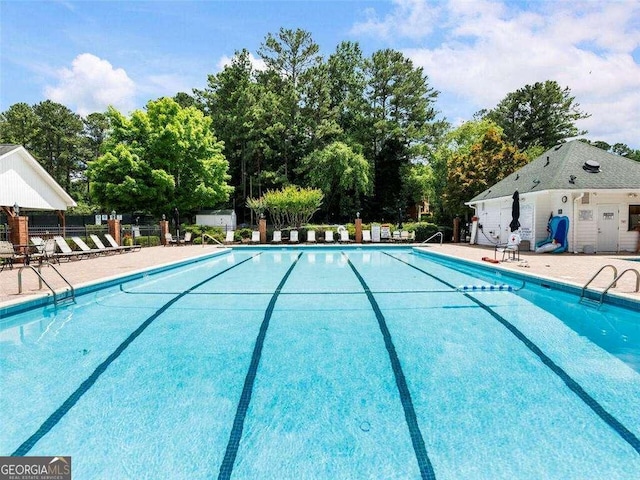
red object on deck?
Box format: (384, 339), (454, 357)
(482, 257), (500, 264)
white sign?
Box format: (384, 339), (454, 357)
(579, 210), (593, 221)
(371, 225), (381, 242)
(95, 215), (102, 225)
(519, 204), (533, 240)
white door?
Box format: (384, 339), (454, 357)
(597, 204), (618, 252)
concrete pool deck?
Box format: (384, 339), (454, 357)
(1, 243), (639, 309)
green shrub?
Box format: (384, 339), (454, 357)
(409, 222), (441, 242)
(136, 235), (160, 247)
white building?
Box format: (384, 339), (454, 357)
(195, 209), (237, 231)
(466, 141), (640, 253)
(1, 144), (77, 214)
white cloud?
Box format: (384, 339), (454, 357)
(216, 52), (266, 72)
(45, 53), (136, 115)
(353, 0), (640, 147)
(351, 0), (441, 40)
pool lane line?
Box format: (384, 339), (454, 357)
(12, 252), (262, 457)
(343, 253), (437, 480)
(218, 252), (303, 480)
(383, 252), (640, 455)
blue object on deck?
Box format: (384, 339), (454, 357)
(535, 215), (570, 253)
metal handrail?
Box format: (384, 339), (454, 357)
(18, 262), (75, 305)
(421, 232), (443, 245)
(601, 268), (640, 301)
(581, 264), (617, 299)
(201, 233), (223, 246)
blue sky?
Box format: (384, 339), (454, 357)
(1, 0), (639, 148)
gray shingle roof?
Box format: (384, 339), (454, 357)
(0, 144), (21, 156)
(469, 140), (640, 203)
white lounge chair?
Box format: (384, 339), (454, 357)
(105, 233), (140, 252)
(392, 230), (402, 241)
(72, 236), (103, 256)
(400, 231), (410, 242)
(339, 229), (350, 243)
(324, 230), (334, 242)
(54, 236), (87, 260)
(250, 231), (260, 243)
(224, 230), (235, 244)
(182, 231), (193, 245)
(164, 232), (177, 246)
(289, 230), (299, 243)
(307, 230), (316, 243)
(362, 230), (372, 242)
(272, 231), (282, 243)
(90, 234), (119, 254)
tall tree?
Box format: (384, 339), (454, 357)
(257, 28), (322, 180)
(31, 100), (84, 191)
(300, 141), (372, 221)
(485, 80), (590, 150)
(89, 98), (232, 217)
(326, 41), (367, 139)
(363, 49), (439, 218)
(0, 102), (38, 148)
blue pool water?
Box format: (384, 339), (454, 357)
(1, 248), (639, 479)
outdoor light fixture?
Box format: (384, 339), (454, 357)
(111, 210), (116, 220)
(13, 202), (19, 216)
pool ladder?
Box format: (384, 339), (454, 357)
(201, 233), (223, 246)
(580, 264), (640, 307)
(421, 232), (443, 245)
(18, 262), (76, 306)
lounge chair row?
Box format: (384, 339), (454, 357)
(164, 232), (193, 246)
(221, 229), (416, 244)
(29, 234), (140, 263)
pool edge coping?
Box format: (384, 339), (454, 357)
(0, 248), (231, 318)
(412, 246), (640, 310)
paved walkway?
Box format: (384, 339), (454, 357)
(1, 243), (639, 309)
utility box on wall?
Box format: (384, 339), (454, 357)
(195, 209), (237, 230)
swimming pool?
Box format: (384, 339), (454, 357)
(1, 247), (639, 479)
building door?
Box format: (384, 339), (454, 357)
(597, 204), (618, 252)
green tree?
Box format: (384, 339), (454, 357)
(485, 80), (590, 150)
(89, 98), (232, 217)
(257, 28), (322, 180)
(445, 126), (528, 215)
(581, 139), (640, 162)
(326, 41), (367, 140)
(430, 120), (504, 223)
(88, 144), (175, 214)
(300, 141), (372, 221)
(0, 102), (38, 148)
(31, 100), (84, 191)
(363, 49), (439, 218)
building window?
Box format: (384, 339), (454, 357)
(630, 205), (640, 231)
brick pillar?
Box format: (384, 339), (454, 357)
(259, 217), (267, 244)
(160, 220), (169, 246)
(453, 216), (460, 243)
(108, 219), (121, 245)
(355, 218), (362, 243)
(9, 216), (29, 247)
(9, 216), (29, 262)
